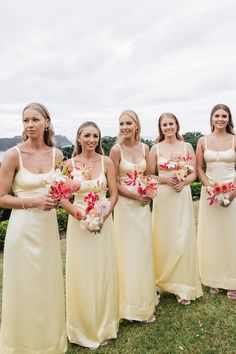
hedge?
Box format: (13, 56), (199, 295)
(56, 208), (69, 232)
(0, 184), (202, 250)
(190, 181), (202, 199)
(0, 220), (8, 251)
(0, 209), (69, 251)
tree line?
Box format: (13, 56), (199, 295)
(60, 132), (203, 158)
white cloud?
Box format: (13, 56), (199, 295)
(0, 0), (236, 141)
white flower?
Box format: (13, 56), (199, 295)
(88, 217), (101, 232)
(223, 198), (230, 206)
(94, 200), (110, 217)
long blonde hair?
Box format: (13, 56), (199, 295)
(156, 112), (183, 143)
(210, 104), (235, 134)
(116, 110), (141, 144)
(72, 121), (104, 157)
(22, 102), (55, 146)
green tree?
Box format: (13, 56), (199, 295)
(60, 145), (74, 160)
(141, 138), (154, 149)
(182, 131), (203, 151)
(102, 136), (116, 156)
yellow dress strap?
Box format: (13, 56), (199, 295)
(101, 156), (105, 174)
(141, 143), (146, 157)
(156, 144), (159, 161)
(116, 144), (124, 159)
(14, 146), (23, 168)
(71, 158), (75, 169)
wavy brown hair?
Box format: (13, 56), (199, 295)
(22, 102), (55, 146)
(210, 104), (234, 135)
(156, 112), (183, 143)
(72, 121), (104, 157)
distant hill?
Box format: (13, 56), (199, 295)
(0, 135), (72, 151)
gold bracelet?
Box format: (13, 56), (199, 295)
(21, 199), (26, 209)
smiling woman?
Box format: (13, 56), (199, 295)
(150, 112), (202, 305)
(60, 121), (119, 350)
(197, 104), (236, 300)
(0, 103), (67, 354)
(110, 110), (157, 323)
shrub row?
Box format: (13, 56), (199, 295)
(0, 184), (202, 250)
(0, 208), (68, 251)
(190, 182), (202, 199)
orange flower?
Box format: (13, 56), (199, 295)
(213, 185), (221, 195)
(221, 183), (229, 193)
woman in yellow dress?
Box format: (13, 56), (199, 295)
(110, 110), (157, 322)
(196, 104), (236, 299)
(61, 121), (119, 350)
(150, 112), (202, 304)
(0, 103), (67, 353)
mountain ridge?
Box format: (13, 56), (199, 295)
(0, 135), (72, 151)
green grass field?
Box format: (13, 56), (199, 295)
(1, 201), (236, 353)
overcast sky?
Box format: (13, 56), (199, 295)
(0, 0), (236, 142)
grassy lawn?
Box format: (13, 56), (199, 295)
(1, 201), (236, 353)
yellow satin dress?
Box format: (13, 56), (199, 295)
(113, 144), (157, 321)
(66, 157), (119, 349)
(198, 136), (236, 289)
(0, 146), (67, 354)
(152, 143), (202, 300)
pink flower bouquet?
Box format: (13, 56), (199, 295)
(159, 155), (193, 181)
(124, 171), (159, 204)
(46, 162), (81, 199)
(76, 182), (111, 234)
(206, 182), (236, 206)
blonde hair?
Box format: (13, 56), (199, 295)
(156, 112), (183, 143)
(72, 121), (104, 157)
(22, 102), (55, 146)
(210, 104), (234, 134)
(116, 110), (141, 144)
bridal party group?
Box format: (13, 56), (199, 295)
(0, 102), (235, 353)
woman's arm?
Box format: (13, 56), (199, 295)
(149, 145), (157, 175)
(104, 156), (118, 214)
(0, 148), (57, 210)
(109, 145), (142, 203)
(58, 158), (79, 217)
(226, 137), (236, 205)
(144, 144), (151, 175)
(196, 137), (209, 186)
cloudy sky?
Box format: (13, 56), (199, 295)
(0, 0), (236, 142)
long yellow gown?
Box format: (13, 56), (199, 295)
(198, 136), (236, 289)
(66, 157), (119, 349)
(0, 146), (67, 354)
(113, 144), (157, 321)
(152, 143), (202, 300)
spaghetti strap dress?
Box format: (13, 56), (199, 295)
(0, 146), (67, 354)
(197, 136), (236, 289)
(113, 143), (157, 321)
(152, 143), (202, 300)
(66, 156), (119, 349)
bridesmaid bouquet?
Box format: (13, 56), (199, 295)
(76, 182), (111, 234)
(46, 161), (81, 199)
(124, 171), (159, 201)
(159, 155), (193, 181)
(206, 182), (236, 206)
